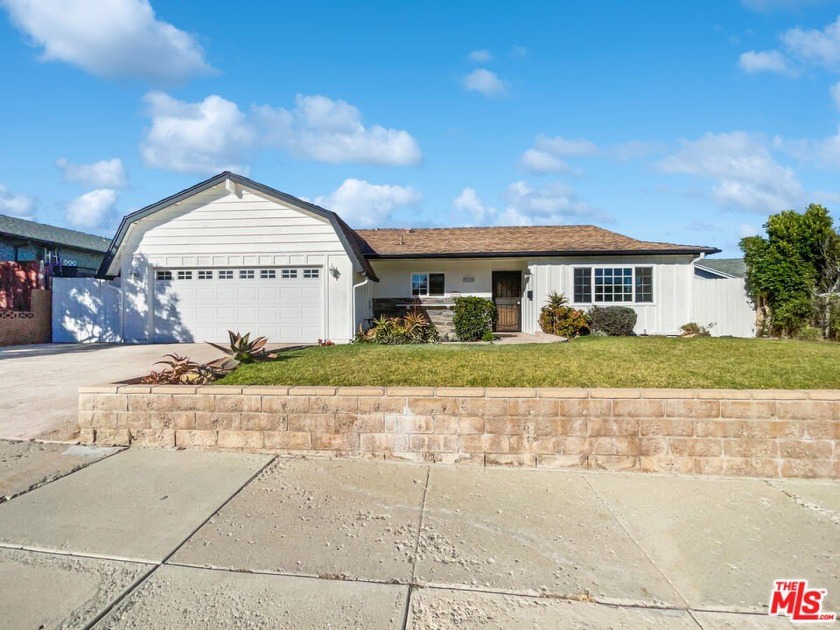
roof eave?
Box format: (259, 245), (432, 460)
(365, 247), (721, 260)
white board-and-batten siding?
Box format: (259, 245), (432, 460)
(119, 185), (356, 343)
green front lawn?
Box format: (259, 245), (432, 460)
(218, 337), (840, 389)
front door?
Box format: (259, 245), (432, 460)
(492, 271), (522, 332)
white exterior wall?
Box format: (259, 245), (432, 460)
(370, 255), (695, 336)
(52, 277), (122, 343)
(117, 184), (356, 343)
(692, 275), (756, 337)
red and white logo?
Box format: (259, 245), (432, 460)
(769, 580), (836, 623)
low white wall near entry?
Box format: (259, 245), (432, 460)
(52, 277), (122, 343)
(692, 276), (755, 337)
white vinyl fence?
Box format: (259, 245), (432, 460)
(52, 277), (122, 343)
(692, 277), (756, 337)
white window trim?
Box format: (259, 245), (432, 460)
(410, 271), (446, 297)
(571, 265), (656, 306)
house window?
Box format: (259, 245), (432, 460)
(239, 269), (255, 279)
(572, 267), (654, 303)
(573, 268), (591, 303)
(177, 270), (192, 280)
(218, 270), (233, 279)
(411, 272), (445, 297)
(635, 267), (653, 303)
(260, 269), (276, 279)
(155, 270), (172, 281)
(198, 270), (213, 280)
(282, 269), (298, 279)
(303, 268), (319, 279)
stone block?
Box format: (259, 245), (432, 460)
(384, 415), (433, 434)
(778, 440), (833, 460)
(587, 418), (639, 436)
(214, 395), (261, 413)
(311, 432), (360, 451)
(776, 401), (838, 421)
(336, 387), (385, 396)
(335, 413), (384, 433)
(485, 388), (536, 398)
(79, 427), (96, 443)
(459, 434), (509, 453)
(262, 396), (310, 413)
(640, 389), (697, 399)
(240, 412), (285, 431)
(359, 433), (410, 452)
(287, 414), (335, 433)
(590, 388), (640, 399)
(666, 399), (720, 419)
(639, 418), (694, 437)
(129, 429), (175, 448)
(720, 400), (776, 419)
(310, 396), (358, 414)
(263, 431), (311, 450)
(781, 459), (835, 478)
(357, 397), (406, 414)
(116, 411), (151, 429)
(175, 430), (218, 447)
(150, 411), (195, 430)
(172, 394), (214, 411)
(79, 393), (127, 412)
(95, 428), (130, 446)
(385, 387), (434, 397)
(127, 394), (173, 412)
(485, 453), (536, 467)
(288, 386), (336, 396)
(556, 399), (612, 418)
(194, 411), (241, 431)
(723, 439), (778, 458)
(613, 399), (665, 418)
(217, 430), (264, 450)
(484, 417), (523, 435)
(435, 387), (484, 397)
(536, 388), (590, 399)
(640, 437), (667, 456)
(405, 397), (456, 415)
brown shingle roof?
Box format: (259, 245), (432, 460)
(355, 225), (719, 258)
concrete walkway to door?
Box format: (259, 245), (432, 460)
(0, 343), (271, 441)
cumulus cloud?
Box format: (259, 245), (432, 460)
(453, 181), (605, 226)
(519, 149), (571, 174)
(140, 92), (422, 174)
(66, 189), (119, 228)
(534, 135), (599, 157)
(462, 69), (507, 97)
(1, 0), (213, 82)
(254, 95), (422, 166)
(738, 50), (796, 75)
(831, 82), (840, 109)
(57, 158), (127, 188)
(659, 131), (804, 213)
(782, 126), (840, 169)
(140, 92), (253, 174)
(781, 16), (840, 69)
(314, 179), (420, 228)
(467, 49), (491, 62)
(0, 184), (36, 219)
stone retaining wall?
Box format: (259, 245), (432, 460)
(78, 386), (840, 479)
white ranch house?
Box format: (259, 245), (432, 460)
(52, 172), (755, 344)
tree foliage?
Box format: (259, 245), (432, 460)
(740, 204), (840, 336)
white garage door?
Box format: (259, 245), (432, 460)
(153, 267), (323, 343)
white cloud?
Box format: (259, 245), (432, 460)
(66, 189), (118, 228)
(831, 82), (840, 110)
(140, 92), (253, 174)
(57, 158), (127, 188)
(254, 95), (422, 166)
(738, 50), (796, 75)
(141, 92), (423, 174)
(314, 179), (420, 228)
(659, 131), (804, 213)
(453, 181), (605, 226)
(781, 16), (840, 69)
(782, 126), (840, 169)
(534, 135), (599, 157)
(0, 184), (36, 219)
(519, 149), (571, 174)
(462, 69), (507, 97)
(1, 0), (213, 82)
(467, 49), (491, 63)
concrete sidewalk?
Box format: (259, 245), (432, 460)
(0, 441), (836, 628)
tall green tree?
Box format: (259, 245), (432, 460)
(740, 204), (840, 336)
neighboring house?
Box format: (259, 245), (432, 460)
(694, 258), (747, 280)
(88, 171), (745, 344)
(0, 213), (110, 276)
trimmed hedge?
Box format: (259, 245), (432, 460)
(587, 306), (637, 336)
(453, 297), (496, 341)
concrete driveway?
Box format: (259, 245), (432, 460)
(0, 442), (836, 628)
(0, 343), (226, 441)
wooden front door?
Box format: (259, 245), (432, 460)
(492, 271), (522, 332)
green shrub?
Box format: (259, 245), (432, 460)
(453, 296), (496, 341)
(538, 292), (588, 338)
(355, 311), (439, 344)
(828, 296), (840, 341)
(587, 306), (637, 336)
(481, 330), (496, 342)
(772, 297), (812, 337)
(794, 325), (821, 342)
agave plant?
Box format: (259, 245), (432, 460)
(206, 331), (274, 363)
(140, 353), (239, 385)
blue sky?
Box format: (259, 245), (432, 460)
(3, 0), (840, 255)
